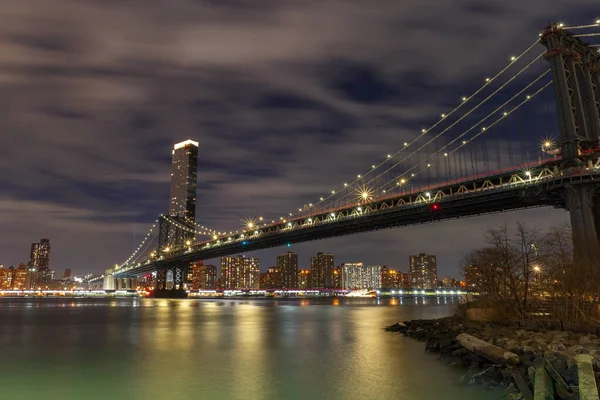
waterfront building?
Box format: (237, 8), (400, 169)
(400, 272), (410, 288)
(169, 139), (199, 225)
(464, 264), (482, 291)
(381, 266), (400, 289)
(0, 266), (12, 290)
(220, 255), (260, 289)
(310, 252), (334, 288)
(260, 267), (281, 289)
(298, 269), (311, 289)
(340, 263), (382, 290)
(276, 252), (298, 288)
(409, 253), (438, 290)
(29, 238), (52, 282)
(202, 265), (218, 290)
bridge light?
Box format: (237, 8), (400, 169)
(186, 240), (191, 246)
(357, 174), (361, 178)
(287, 222), (292, 227)
(404, 142), (408, 146)
(485, 77), (490, 82)
(320, 197), (324, 201)
(525, 171), (531, 177)
(372, 165), (375, 168)
(287, 243), (291, 247)
(247, 222), (254, 228)
(308, 218), (312, 223)
(212, 235), (217, 240)
(387, 154), (391, 158)
(330, 213), (335, 218)
(421, 129), (427, 133)
(344, 183), (348, 187)
(596, 19), (600, 25)
(400, 178), (406, 185)
(357, 207), (362, 212)
(242, 241), (247, 245)
(163, 247), (170, 252)
(441, 113), (446, 118)
(425, 192), (431, 198)
(432, 204), (439, 210)
(259, 217), (263, 221)
(461, 96), (467, 101)
(510, 55), (516, 62)
(254, 230), (259, 235)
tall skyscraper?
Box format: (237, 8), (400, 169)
(310, 252), (334, 288)
(341, 263), (382, 290)
(276, 251), (298, 288)
(29, 238), (52, 282)
(169, 139), (199, 225)
(409, 253), (438, 290)
(220, 255), (260, 289)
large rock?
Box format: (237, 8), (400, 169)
(465, 308), (498, 322)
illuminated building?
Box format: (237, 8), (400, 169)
(191, 263), (217, 290)
(220, 255), (260, 289)
(169, 139), (198, 225)
(400, 272), (410, 288)
(298, 269), (311, 289)
(29, 238), (52, 282)
(333, 266), (341, 289)
(409, 253), (438, 290)
(0, 266), (12, 290)
(464, 264), (482, 291)
(12, 264), (29, 290)
(310, 252), (334, 288)
(341, 263), (382, 290)
(260, 267), (281, 289)
(381, 266), (400, 289)
(277, 252), (298, 288)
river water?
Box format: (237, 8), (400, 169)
(0, 297), (500, 400)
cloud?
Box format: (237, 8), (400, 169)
(0, 0), (596, 276)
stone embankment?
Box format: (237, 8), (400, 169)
(386, 317), (600, 399)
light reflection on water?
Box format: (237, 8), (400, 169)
(0, 297), (500, 400)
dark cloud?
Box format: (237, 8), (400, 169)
(0, 0), (596, 277)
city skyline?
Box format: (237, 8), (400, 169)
(0, 3), (596, 277)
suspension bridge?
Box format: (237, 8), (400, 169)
(92, 23), (600, 297)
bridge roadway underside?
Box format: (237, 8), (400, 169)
(116, 169), (576, 277)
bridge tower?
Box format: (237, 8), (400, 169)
(154, 215), (194, 297)
(541, 25), (600, 260)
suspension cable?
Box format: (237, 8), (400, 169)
(378, 69), (551, 192)
(328, 53), (545, 206)
(406, 81), (552, 185)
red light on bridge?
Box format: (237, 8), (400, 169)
(432, 204), (439, 210)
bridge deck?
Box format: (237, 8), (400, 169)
(114, 160), (600, 277)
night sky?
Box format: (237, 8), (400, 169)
(0, 1), (598, 278)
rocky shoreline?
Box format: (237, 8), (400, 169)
(386, 316), (600, 399)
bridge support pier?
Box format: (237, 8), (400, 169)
(564, 183), (600, 261)
(152, 265), (188, 298)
